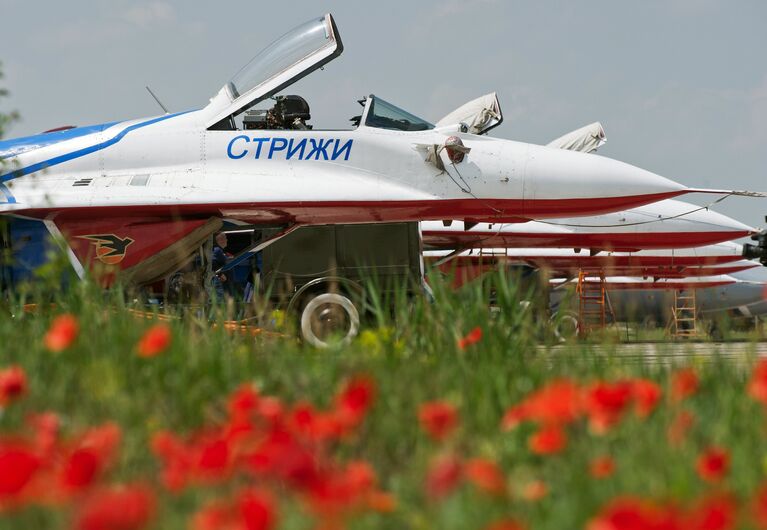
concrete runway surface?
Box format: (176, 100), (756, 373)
(542, 341), (767, 365)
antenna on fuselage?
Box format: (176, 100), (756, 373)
(145, 86), (169, 114)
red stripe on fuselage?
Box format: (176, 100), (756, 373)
(432, 254), (744, 268)
(597, 280), (735, 290)
(421, 230), (751, 251)
(16, 192), (688, 224)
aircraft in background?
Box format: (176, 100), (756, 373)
(425, 242), (752, 287)
(550, 270), (767, 327)
(0, 13), (762, 287)
(422, 199), (755, 253)
(725, 267), (767, 318)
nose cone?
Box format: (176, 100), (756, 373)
(640, 199), (755, 234)
(520, 144), (688, 217)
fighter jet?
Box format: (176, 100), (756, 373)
(426, 242), (752, 287)
(422, 199), (755, 252)
(0, 13), (760, 285)
(558, 271), (767, 324)
(722, 267), (767, 318)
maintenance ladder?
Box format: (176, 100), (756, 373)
(671, 289), (699, 339)
(577, 270), (615, 336)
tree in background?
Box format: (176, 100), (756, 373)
(0, 61), (16, 286)
(0, 61), (19, 141)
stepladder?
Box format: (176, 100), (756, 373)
(671, 289), (698, 339)
(577, 270), (615, 336)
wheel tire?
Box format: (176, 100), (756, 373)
(551, 311), (580, 342)
(300, 292), (360, 348)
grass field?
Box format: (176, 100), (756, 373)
(2, 272), (767, 530)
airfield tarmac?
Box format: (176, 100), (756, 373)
(543, 341), (767, 364)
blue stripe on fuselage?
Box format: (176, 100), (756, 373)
(0, 110), (194, 184)
(0, 121), (121, 160)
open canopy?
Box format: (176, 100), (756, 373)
(206, 14), (343, 129)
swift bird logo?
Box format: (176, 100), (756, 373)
(79, 234), (134, 265)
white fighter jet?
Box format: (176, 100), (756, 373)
(422, 199), (756, 253)
(425, 242), (755, 287)
(552, 270), (767, 324)
(0, 14), (760, 284)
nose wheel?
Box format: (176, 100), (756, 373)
(300, 292), (360, 348)
(550, 311), (580, 342)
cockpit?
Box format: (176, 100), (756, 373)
(357, 97), (434, 132)
(205, 14), (434, 134)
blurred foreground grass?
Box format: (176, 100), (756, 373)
(1, 271), (766, 529)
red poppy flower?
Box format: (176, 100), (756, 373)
(0, 365), (27, 406)
(696, 447), (730, 483)
(228, 384), (260, 419)
(0, 445), (40, 498)
(521, 379), (582, 426)
(193, 488), (276, 530)
(192, 502), (230, 530)
(465, 458), (506, 496)
(528, 425), (567, 455)
(632, 378), (662, 419)
(246, 428), (320, 491)
(44, 313), (79, 352)
(589, 456), (616, 479)
(748, 359), (767, 408)
(150, 431), (191, 492)
(685, 494), (736, 530)
(585, 380), (634, 434)
(305, 460), (383, 517)
(257, 397), (285, 425)
(521, 480), (548, 502)
(425, 454), (463, 499)
(61, 449), (100, 490)
(334, 375), (376, 430)
(500, 403), (529, 431)
(671, 368), (699, 402)
(137, 323), (172, 357)
(28, 411), (60, 458)
(61, 422), (122, 492)
(418, 401), (459, 441)
(587, 497), (679, 530)
(196, 437), (231, 478)
(238, 489), (278, 530)
(667, 410), (696, 446)
(458, 326), (483, 349)
(73, 483), (155, 530)
(290, 401), (319, 435)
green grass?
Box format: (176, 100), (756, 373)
(1, 271), (766, 529)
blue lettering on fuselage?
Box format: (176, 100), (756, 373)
(227, 135), (250, 159)
(226, 136), (353, 161)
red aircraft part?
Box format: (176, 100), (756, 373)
(429, 255), (753, 289)
(19, 191), (687, 227)
(586, 279), (736, 290)
(421, 229), (751, 252)
(550, 263), (757, 279)
(54, 216), (222, 284)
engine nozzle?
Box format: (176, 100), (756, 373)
(743, 228), (767, 266)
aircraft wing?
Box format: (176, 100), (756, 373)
(44, 214), (223, 285)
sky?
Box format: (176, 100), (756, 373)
(0, 0), (765, 229)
